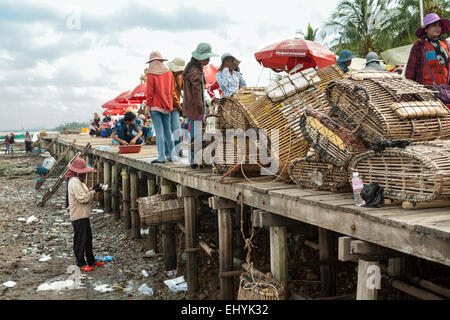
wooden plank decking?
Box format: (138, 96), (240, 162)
(46, 134), (450, 266)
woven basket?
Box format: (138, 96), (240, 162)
(300, 108), (366, 166)
(237, 272), (285, 300)
(349, 143), (450, 202)
(326, 71), (450, 143)
(241, 65), (344, 177)
(137, 193), (184, 225)
(218, 88), (264, 130)
(289, 157), (349, 191)
(202, 129), (267, 175)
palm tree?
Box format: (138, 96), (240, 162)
(297, 23), (319, 41)
(381, 0), (450, 48)
(323, 0), (392, 56)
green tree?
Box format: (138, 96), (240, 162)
(297, 23), (319, 41)
(323, 0), (392, 56)
(381, 0), (450, 48)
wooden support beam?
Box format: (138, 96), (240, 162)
(270, 226), (288, 283)
(147, 176), (157, 251)
(209, 196), (235, 210)
(319, 228), (337, 297)
(253, 209), (296, 227)
(103, 160), (111, 214)
(339, 237), (402, 262)
(161, 178), (177, 271)
(130, 170), (140, 239)
(111, 163), (120, 221)
(218, 206), (234, 300)
(184, 190), (199, 293)
(177, 184), (209, 198)
(390, 279), (444, 300)
(176, 223), (217, 258)
(408, 276), (450, 299)
(122, 168), (131, 230)
(356, 259), (380, 300)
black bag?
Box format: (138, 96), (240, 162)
(361, 183), (384, 208)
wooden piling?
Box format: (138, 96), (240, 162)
(122, 167), (131, 230)
(103, 160), (111, 214)
(209, 196), (234, 300)
(111, 163), (120, 221)
(130, 169), (140, 239)
(356, 259), (380, 300)
(147, 175), (157, 251)
(270, 226), (288, 283)
(319, 228), (337, 297)
(161, 178), (177, 271)
(177, 185), (204, 293)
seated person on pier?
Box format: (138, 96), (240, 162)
(111, 111), (143, 145)
(36, 151), (56, 180)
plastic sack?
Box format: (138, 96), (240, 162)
(361, 183), (384, 208)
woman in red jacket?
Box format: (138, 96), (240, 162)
(146, 51), (176, 163)
(406, 13), (450, 87)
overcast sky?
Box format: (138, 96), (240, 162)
(0, 0), (338, 131)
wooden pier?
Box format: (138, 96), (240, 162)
(40, 134), (450, 300)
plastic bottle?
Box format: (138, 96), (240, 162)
(352, 172), (365, 206)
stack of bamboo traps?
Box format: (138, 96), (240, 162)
(349, 140), (450, 208)
(240, 65), (345, 179)
(326, 70), (450, 143)
(286, 69), (450, 210)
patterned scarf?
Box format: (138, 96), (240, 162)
(425, 36), (449, 66)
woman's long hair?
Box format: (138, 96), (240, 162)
(183, 57), (202, 78)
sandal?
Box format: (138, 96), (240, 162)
(80, 265), (94, 272)
(93, 261), (105, 267)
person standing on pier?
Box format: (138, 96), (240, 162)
(65, 157), (104, 272)
(168, 57), (185, 158)
(145, 51), (177, 163)
(111, 111), (144, 145)
(183, 42), (218, 168)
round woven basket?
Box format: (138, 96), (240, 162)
(349, 143), (450, 202)
(237, 272), (285, 300)
(326, 71), (450, 143)
(289, 157), (348, 191)
(300, 108), (365, 166)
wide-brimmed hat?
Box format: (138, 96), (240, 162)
(68, 157), (94, 174)
(416, 13), (450, 38)
(146, 51), (168, 64)
(337, 50), (356, 63)
(168, 57), (186, 72)
(192, 43), (218, 61)
(40, 151), (51, 158)
(365, 52), (383, 65)
(221, 53), (241, 65)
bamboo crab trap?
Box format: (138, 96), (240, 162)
(348, 142), (450, 203)
(299, 108), (366, 166)
(201, 130), (269, 180)
(137, 193), (184, 225)
(241, 65), (345, 178)
(326, 71), (450, 143)
(218, 88), (265, 130)
(237, 271), (286, 300)
(289, 157), (349, 191)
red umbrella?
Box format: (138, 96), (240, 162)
(102, 109), (125, 116)
(101, 98), (129, 109)
(254, 39), (336, 73)
(203, 64), (219, 86)
(128, 83), (146, 102)
(114, 90), (131, 103)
